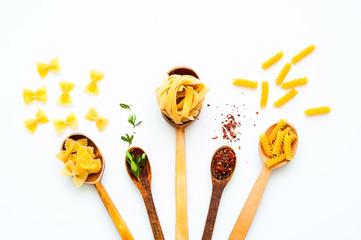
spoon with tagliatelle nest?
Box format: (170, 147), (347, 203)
(160, 66), (202, 239)
(61, 134), (134, 240)
(228, 122), (298, 240)
(202, 146), (236, 240)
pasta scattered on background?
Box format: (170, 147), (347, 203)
(58, 137), (100, 187)
(273, 88), (298, 107)
(84, 70), (105, 95)
(260, 119), (298, 167)
(260, 81), (269, 108)
(156, 74), (210, 124)
(305, 106), (331, 116)
(23, 86), (47, 105)
(36, 57), (60, 78)
(262, 51), (284, 70)
(291, 44), (316, 65)
(57, 81), (76, 105)
(233, 79), (258, 88)
(53, 112), (78, 135)
(85, 107), (109, 131)
(275, 62), (292, 85)
(281, 77), (308, 89)
(23, 109), (49, 134)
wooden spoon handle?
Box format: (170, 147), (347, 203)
(95, 182), (135, 240)
(175, 127), (188, 240)
(228, 166), (272, 240)
(202, 183), (226, 240)
(140, 182), (165, 240)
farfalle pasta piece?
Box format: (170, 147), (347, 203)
(56, 138), (84, 163)
(156, 74), (210, 124)
(232, 79), (258, 88)
(266, 153), (286, 168)
(53, 112), (78, 135)
(61, 160), (88, 187)
(281, 77), (308, 89)
(23, 109), (49, 134)
(23, 86), (47, 105)
(273, 88), (298, 107)
(260, 81), (269, 108)
(57, 81), (76, 105)
(275, 62), (292, 85)
(305, 106), (331, 116)
(262, 51), (283, 70)
(84, 70), (105, 95)
(291, 44), (316, 65)
(36, 57), (60, 78)
(85, 107), (109, 131)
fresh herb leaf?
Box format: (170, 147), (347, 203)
(136, 155), (142, 164)
(142, 153), (146, 160)
(126, 150), (133, 162)
(128, 114), (142, 128)
(130, 160), (138, 173)
(120, 103), (131, 111)
(121, 134), (134, 146)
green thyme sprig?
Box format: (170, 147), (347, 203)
(119, 103), (131, 111)
(121, 134), (133, 147)
(126, 150), (147, 180)
(128, 114), (142, 128)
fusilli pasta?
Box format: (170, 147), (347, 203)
(233, 79), (258, 88)
(281, 77), (308, 89)
(275, 63), (292, 85)
(305, 106), (331, 116)
(262, 51), (283, 70)
(260, 81), (269, 108)
(273, 88), (298, 107)
(291, 44), (316, 64)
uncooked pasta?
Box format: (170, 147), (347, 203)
(262, 51), (283, 70)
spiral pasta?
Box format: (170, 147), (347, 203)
(275, 63), (292, 85)
(283, 134), (293, 160)
(273, 88), (298, 107)
(262, 51), (283, 70)
(305, 106), (331, 116)
(272, 129), (287, 155)
(260, 81), (269, 108)
(269, 119), (287, 142)
(291, 44), (316, 64)
(233, 79), (258, 88)
(281, 77), (308, 89)
(266, 153), (286, 168)
(156, 74), (210, 124)
(260, 133), (273, 157)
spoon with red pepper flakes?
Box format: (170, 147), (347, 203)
(202, 146), (237, 240)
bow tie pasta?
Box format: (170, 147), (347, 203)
(155, 74), (210, 125)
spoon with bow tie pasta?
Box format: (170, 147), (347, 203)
(58, 134), (134, 240)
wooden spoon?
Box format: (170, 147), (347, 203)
(62, 134), (134, 240)
(228, 123), (298, 240)
(160, 66), (201, 240)
(125, 147), (165, 240)
(202, 146), (237, 240)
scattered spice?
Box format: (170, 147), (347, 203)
(212, 136), (218, 140)
(211, 148), (236, 177)
(221, 114), (241, 142)
(207, 104), (210, 107)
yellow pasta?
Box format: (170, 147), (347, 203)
(260, 133), (273, 157)
(156, 74), (210, 124)
(275, 62), (292, 85)
(291, 44), (316, 64)
(281, 77), (308, 89)
(84, 70), (105, 95)
(284, 134), (293, 160)
(260, 81), (269, 108)
(23, 109), (49, 134)
(269, 119), (287, 142)
(262, 51), (283, 70)
(266, 153), (286, 167)
(272, 129), (287, 155)
(85, 107), (109, 131)
(273, 88), (298, 107)
(23, 86), (47, 105)
(36, 57), (60, 78)
(53, 112), (78, 135)
(57, 81), (76, 105)
(58, 138), (100, 187)
(233, 79), (258, 88)
(305, 106), (331, 116)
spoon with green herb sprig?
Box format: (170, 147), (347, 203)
(125, 147), (165, 240)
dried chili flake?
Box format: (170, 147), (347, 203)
(211, 148), (236, 176)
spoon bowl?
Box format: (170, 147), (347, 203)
(61, 133), (134, 240)
(202, 146), (236, 240)
(125, 147), (165, 240)
(229, 122), (299, 240)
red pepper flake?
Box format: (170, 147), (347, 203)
(221, 114), (241, 142)
(207, 104), (210, 107)
(256, 112), (259, 114)
(238, 146), (241, 150)
(212, 136), (218, 140)
(211, 148), (236, 177)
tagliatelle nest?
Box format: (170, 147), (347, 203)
(155, 74), (210, 125)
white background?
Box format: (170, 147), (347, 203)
(1, 0), (360, 239)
